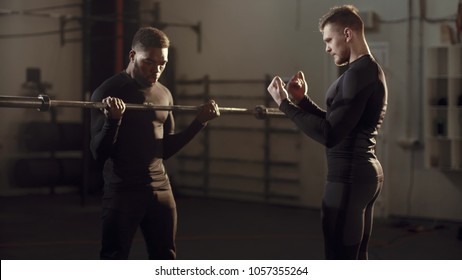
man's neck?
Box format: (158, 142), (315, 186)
(349, 42), (370, 64)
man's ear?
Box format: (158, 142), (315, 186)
(343, 28), (353, 42)
(129, 50), (136, 62)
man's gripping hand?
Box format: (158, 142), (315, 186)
(102, 96), (126, 120)
(287, 71), (308, 104)
(196, 100), (220, 124)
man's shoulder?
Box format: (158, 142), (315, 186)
(345, 56), (378, 79)
(92, 72), (132, 100)
(155, 82), (171, 94)
(154, 82), (173, 101)
(350, 55), (377, 71)
(98, 72), (132, 90)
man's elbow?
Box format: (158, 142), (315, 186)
(162, 151), (174, 161)
(325, 136), (341, 148)
(90, 144), (107, 162)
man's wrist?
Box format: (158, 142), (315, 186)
(293, 95), (307, 105)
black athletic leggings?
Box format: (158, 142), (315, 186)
(100, 188), (177, 260)
(321, 180), (382, 260)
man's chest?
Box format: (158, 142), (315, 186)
(325, 76), (343, 109)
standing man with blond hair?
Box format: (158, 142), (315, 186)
(267, 5), (387, 259)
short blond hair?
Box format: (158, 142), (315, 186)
(319, 5), (364, 33)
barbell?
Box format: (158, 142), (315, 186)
(0, 94), (285, 120)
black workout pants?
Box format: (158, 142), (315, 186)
(100, 188), (177, 260)
(321, 180), (383, 260)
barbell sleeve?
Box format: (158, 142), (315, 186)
(0, 94), (285, 119)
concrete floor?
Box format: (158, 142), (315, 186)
(1, 192), (461, 260)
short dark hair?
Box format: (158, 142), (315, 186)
(319, 5), (364, 32)
(131, 27), (170, 49)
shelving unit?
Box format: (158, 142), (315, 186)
(425, 45), (462, 171)
(12, 110), (83, 193)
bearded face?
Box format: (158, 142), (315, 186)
(322, 23), (351, 66)
(130, 47), (168, 88)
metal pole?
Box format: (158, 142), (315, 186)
(0, 95), (285, 119)
(81, 0), (91, 207)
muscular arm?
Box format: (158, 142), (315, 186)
(162, 112), (205, 160)
(280, 69), (370, 148)
(89, 91), (121, 162)
(297, 96), (326, 118)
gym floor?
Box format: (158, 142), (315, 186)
(0, 192), (461, 260)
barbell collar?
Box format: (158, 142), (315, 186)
(38, 94), (51, 112)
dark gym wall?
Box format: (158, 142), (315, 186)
(89, 0), (140, 92)
(84, 0), (140, 194)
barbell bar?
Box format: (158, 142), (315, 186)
(0, 94), (285, 120)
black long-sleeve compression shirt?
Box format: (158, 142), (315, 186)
(90, 71), (205, 190)
(280, 55), (387, 183)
